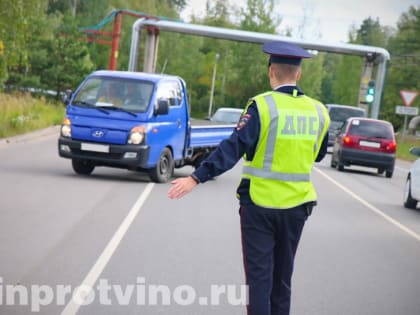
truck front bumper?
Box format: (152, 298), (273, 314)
(58, 137), (150, 168)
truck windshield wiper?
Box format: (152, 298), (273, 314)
(72, 100), (110, 115)
(96, 105), (137, 117)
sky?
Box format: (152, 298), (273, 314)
(180, 0), (419, 43)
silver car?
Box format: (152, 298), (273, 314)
(210, 107), (243, 124)
(403, 147), (420, 209)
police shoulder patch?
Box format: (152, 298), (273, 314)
(236, 114), (251, 130)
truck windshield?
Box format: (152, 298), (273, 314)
(73, 77), (154, 113)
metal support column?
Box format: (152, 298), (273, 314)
(143, 28), (159, 73)
(358, 55), (374, 114)
(371, 55), (388, 119)
(109, 11), (122, 70)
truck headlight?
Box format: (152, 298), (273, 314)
(128, 126), (145, 145)
(61, 118), (72, 137)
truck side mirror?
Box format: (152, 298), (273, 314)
(155, 98), (169, 115)
(62, 89), (72, 105)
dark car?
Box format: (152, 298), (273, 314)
(326, 104), (367, 146)
(330, 117), (396, 178)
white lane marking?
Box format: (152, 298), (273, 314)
(314, 167), (420, 243)
(61, 183), (155, 315)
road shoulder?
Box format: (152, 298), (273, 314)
(0, 125), (60, 149)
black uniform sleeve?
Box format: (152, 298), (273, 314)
(192, 104), (260, 183)
(315, 133), (328, 162)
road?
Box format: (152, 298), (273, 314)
(1, 128), (420, 315)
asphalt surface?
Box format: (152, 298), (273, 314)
(1, 128), (420, 314)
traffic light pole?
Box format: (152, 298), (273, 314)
(371, 56), (388, 119)
(358, 56), (374, 114)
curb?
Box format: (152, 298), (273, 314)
(0, 125), (60, 148)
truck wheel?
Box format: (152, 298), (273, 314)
(149, 148), (174, 183)
(72, 159), (95, 175)
(385, 169), (393, 178)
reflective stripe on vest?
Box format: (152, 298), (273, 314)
(243, 94), (327, 182)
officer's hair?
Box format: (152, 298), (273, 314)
(271, 63), (300, 81)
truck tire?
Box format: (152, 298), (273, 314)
(72, 159), (95, 175)
(149, 148), (174, 183)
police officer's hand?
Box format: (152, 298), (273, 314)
(168, 176), (197, 199)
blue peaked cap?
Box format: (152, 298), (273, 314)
(262, 41), (312, 65)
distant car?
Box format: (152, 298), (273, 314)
(326, 104), (367, 146)
(210, 107), (243, 124)
(403, 147), (420, 209)
(330, 117), (396, 177)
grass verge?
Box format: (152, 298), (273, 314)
(396, 134), (420, 162)
(0, 92), (64, 138)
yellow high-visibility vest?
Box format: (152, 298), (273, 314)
(242, 91), (330, 209)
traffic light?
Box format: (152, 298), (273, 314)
(365, 80), (375, 104)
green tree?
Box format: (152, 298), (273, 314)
(357, 17), (388, 47)
(320, 53), (341, 104)
(196, 0), (239, 114)
(382, 5), (420, 129)
(300, 53), (325, 100)
(0, 40), (6, 84)
(41, 19), (94, 97)
(227, 0), (279, 107)
(239, 0), (277, 33)
(0, 0), (48, 84)
(330, 55), (362, 105)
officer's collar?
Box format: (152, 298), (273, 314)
(274, 85), (304, 96)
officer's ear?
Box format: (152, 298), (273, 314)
(296, 67), (302, 81)
(268, 65), (276, 88)
(268, 64), (275, 79)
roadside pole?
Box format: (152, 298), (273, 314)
(396, 106), (418, 139)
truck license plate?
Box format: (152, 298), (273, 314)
(81, 143), (110, 153)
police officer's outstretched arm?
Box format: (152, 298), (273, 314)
(168, 106), (259, 199)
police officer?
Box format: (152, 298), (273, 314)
(168, 41), (330, 315)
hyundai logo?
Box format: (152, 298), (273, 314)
(92, 130), (104, 138)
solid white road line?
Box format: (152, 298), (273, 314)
(315, 167), (420, 243)
(61, 183), (155, 315)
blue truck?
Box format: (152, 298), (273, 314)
(58, 70), (236, 182)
